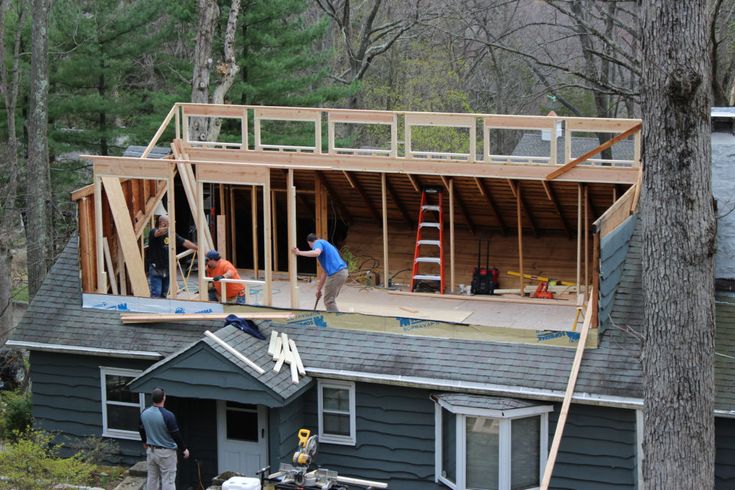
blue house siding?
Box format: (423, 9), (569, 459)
(716, 417), (735, 489)
(549, 404), (637, 489)
(599, 215), (638, 333)
(298, 381), (638, 489)
(29, 351), (152, 464)
(304, 382), (439, 489)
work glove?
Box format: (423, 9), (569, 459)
(213, 275), (224, 281)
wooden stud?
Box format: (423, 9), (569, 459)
(264, 172), (272, 306)
(382, 173), (390, 287)
(517, 182), (524, 295)
(576, 184), (582, 303)
(197, 179), (207, 300)
(230, 187), (237, 265)
(289, 339), (306, 376)
(142, 104), (177, 158)
(549, 118), (558, 166)
(584, 184), (589, 303)
(449, 177), (455, 293)
(287, 169), (299, 308)
(94, 177), (104, 293)
(217, 215), (227, 260)
(272, 190), (279, 271)
(251, 186), (259, 279)
(167, 168), (178, 298)
(507, 180), (539, 237)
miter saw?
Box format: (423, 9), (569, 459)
(261, 429), (387, 489)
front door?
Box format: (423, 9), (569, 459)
(216, 401), (268, 476)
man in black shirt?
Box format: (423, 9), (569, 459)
(147, 215), (197, 298)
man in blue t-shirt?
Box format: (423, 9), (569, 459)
(291, 233), (348, 312)
(138, 387), (189, 490)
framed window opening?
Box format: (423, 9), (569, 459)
(317, 379), (356, 445)
(100, 367), (145, 440)
(433, 395), (552, 490)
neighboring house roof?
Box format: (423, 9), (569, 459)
(122, 145), (171, 159)
(512, 133), (635, 162)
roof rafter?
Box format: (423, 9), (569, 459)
(478, 178), (508, 236)
(384, 174), (414, 228)
(542, 181), (573, 239)
(346, 171), (382, 226)
(441, 176), (476, 235)
(508, 179), (540, 238)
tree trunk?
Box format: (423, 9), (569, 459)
(190, 0), (219, 141)
(26, 0), (51, 299)
(207, 0), (241, 143)
(640, 1), (716, 488)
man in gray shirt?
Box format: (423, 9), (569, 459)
(138, 387), (189, 489)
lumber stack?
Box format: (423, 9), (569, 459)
(120, 312), (295, 324)
(268, 331), (306, 384)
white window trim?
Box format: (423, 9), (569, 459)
(434, 400), (552, 490)
(317, 379), (356, 446)
(100, 367), (145, 440)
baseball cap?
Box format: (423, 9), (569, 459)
(206, 250), (221, 260)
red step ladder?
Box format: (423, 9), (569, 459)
(410, 188), (445, 294)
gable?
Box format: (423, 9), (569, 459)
(129, 341), (310, 407)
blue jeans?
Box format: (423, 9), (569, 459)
(148, 266), (169, 298)
(208, 288), (246, 304)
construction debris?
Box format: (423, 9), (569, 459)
(204, 330), (265, 375)
(270, 330), (306, 384)
(120, 312), (294, 324)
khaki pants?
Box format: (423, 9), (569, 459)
(146, 446), (177, 490)
(324, 268), (348, 312)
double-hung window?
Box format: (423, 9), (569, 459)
(100, 367), (145, 440)
(433, 393), (552, 490)
(317, 379), (356, 445)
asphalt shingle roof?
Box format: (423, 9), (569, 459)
(11, 229), (735, 411)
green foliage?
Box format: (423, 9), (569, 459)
(0, 390), (31, 439)
(339, 247), (359, 274)
(75, 435), (121, 466)
(0, 430), (96, 489)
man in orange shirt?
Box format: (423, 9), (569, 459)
(205, 250), (246, 304)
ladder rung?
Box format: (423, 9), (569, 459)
(422, 205), (440, 212)
(413, 274), (441, 281)
(420, 222), (440, 228)
(416, 257), (441, 264)
(417, 240), (441, 246)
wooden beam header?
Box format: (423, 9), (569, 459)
(88, 156), (172, 179)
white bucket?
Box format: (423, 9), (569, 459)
(222, 476), (261, 490)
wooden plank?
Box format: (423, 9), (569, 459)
(272, 191), (278, 271)
(167, 167), (178, 298)
(405, 113), (476, 127)
(142, 105), (177, 158)
(287, 170), (299, 308)
(197, 180), (207, 300)
(78, 197), (96, 292)
(121, 312), (294, 323)
(592, 183), (637, 237)
(134, 181), (168, 239)
(576, 184), (582, 301)
(540, 295), (595, 489)
(546, 123), (642, 180)
(584, 185), (589, 303)
(204, 330), (265, 375)
(102, 237), (118, 295)
(217, 215), (227, 260)
(101, 177), (150, 296)
(255, 106), (321, 122)
(316, 171), (353, 225)
(517, 183), (524, 294)
(508, 180), (539, 237)
(382, 173), (389, 288)
(91, 157), (171, 179)
(564, 117), (641, 132)
(441, 177), (475, 235)
(329, 111), (395, 124)
(406, 174), (420, 192)
(71, 184), (94, 201)
(263, 172), (273, 306)
(592, 231), (600, 328)
(182, 103), (248, 118)
(289, 339), (306, 376)
(252, 186), (259, 279)
(267, 330), (279, 356)
(449, 178), (455, 293)
(484, 115), (557, 129)
(230, 187), (237, 264)
(196, 163), (266, 185)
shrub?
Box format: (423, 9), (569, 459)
(0, 430), (96, 489)
(0, 390), (31, 439)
